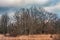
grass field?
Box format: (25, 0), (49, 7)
(0, 34), (59, 40)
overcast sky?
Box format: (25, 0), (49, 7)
(0, 0), (49, 7)
(0, 0), (60, 17)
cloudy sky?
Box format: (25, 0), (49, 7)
(0, 0), (60, 17)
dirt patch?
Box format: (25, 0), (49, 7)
(0, 34), (59, 40)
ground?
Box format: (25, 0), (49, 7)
(0, 34), (59, 40)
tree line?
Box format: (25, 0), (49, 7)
(0, 8), (60, 36)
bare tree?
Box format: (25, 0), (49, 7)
(1, 13), (9, 35)
(7, 7), (58, 36)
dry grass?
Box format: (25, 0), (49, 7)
(0, 34), (59, 40)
